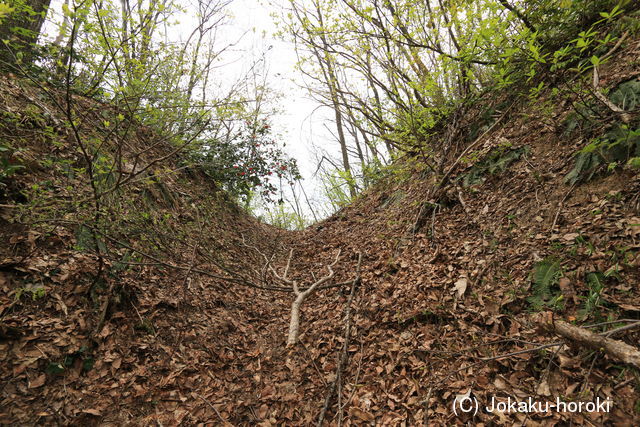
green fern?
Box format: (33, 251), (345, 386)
(527, 259), (563, 311)
(578, 272), (606, 321)
(608, 79), (640, 111)
(564, 125), (640, 185)
(462, 145), (530, 187)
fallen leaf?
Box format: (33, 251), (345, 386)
(453, 278), (468, 298)
(29, 374), (46, 388)
(350, 407), (375, 421)
(454, 389), (472, 406)
(537, 379), (551, 396)
(98, 324), (111, 338)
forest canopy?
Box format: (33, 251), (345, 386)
(1, 0), (638, 220)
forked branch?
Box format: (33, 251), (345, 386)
(241, 236), (360, 347)
(287, 249), (342, 346)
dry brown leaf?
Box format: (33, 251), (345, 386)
(29, 374), (46, 388)
(562, 233), (579, 241)
(453, 278), (468, 298)
(536, 379), (551, 396)
(350, 407), (375, 421)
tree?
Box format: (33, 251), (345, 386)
(276, 0), (553, 198)
(289, 0), (357, 199)
(0, 0), (51, 67)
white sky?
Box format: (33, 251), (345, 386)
(225, 0), (336, 215)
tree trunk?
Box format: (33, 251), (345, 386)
(308, 0), (356, 199)
(0, 0), (52, 67)
(309, 47), (355, 199)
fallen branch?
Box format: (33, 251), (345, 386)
(457, 187), (469, 215)
(338, 341), (364, 425)
(591, 35), (632, 124)
(550, 182), (577, 233)
(92, 282), (116, 339)
(317, 253), (362, 426)
(480, 320), (640, 362)
(411, 201), (439, 235)
(284, 249), (341, 347)
(538, 315), (640, 369)
(195, 393), (232, 426)
(438, 101), (516, 190)
(43, 220), (297, 292)
(602, 320), (640, 337)
(601, 31), (629, 62)
(423, 318), (640, 421)
(243, 235), (362, 346)
(479, 341), (563, 361)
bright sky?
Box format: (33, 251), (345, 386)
(225, 0), (337, 216)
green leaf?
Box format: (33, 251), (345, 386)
(533, 260), (561, 292)
(82, 358), (95, 372)
(628, 157), (640, 168)
(46, 363), (65, 375)
(527, 259), (562, 311)
(0, 3), (14, 21)
(587, 272), (605, 290)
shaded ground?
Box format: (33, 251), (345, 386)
(1, 39), (640, 426)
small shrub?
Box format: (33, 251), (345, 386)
(578, 272), (607, 320)
(0, 143), (25, 186)
(565, 124), (640, 184)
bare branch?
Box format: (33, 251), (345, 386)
(539, 315), (640, 369)
(318, 252), (362, 425)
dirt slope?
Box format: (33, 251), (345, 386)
(1, 41), (640, 425)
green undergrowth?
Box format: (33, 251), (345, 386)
(564, 79), (640, 184)
(527, 230), (638, 323)
(461, 145), (530, 187)
(565, 123), (640, 184)
(0, 81), (253, 314)
(527, 258), (564, 312)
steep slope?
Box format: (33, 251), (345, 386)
(0, 73), (290, 424)
(200, 38), (640, 425)
(1, 40), (640, 426)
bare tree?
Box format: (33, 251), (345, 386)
(290, 0), (357, 199)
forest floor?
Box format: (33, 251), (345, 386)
(1, 40), (640, 426)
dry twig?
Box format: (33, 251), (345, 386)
(195, 393), (232, 426)
(591, 32), (632, 123)
(550, 182), (577, 233)
(317, 253), (363, 426)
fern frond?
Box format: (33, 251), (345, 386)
(532, 259), (561, 294)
